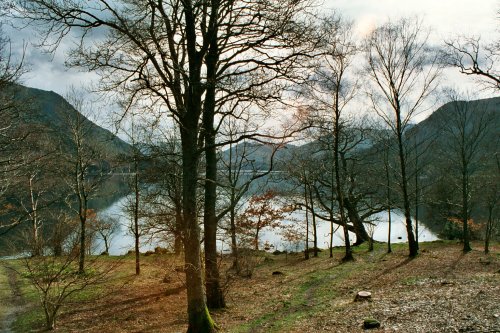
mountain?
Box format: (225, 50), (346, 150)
(406, 96), (500, 146)
(8, 84), (132, 161)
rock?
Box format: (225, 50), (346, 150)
(355, 291), (372, 302)
(154, 246), (168, 254)
(363, 318), (380, 329)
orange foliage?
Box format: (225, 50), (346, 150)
(447, 217), (482, 232)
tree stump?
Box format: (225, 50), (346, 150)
(355, 291), (372, 302)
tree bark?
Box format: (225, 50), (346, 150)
(344, 197), (370, 245)
(396, 106), (418, 258)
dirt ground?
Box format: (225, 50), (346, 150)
(7, 241), (500, 333)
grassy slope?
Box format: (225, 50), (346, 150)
(2, 241), (499, 332)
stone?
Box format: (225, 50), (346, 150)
(363, 318), (381, 329)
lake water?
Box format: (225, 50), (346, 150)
(95, 195), (439, 255)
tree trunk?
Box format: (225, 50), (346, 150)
(203, 128), (225, 308)
(79, 217), (86, 274)
(254, 226), (260, 251)
(174, 206), (183, 256)
(203, 21), (225, 309)
(229, 205), (239, 270)
(484, 206), (493, 254)
(334, 100), (353, 262)
(344, 197), (370, 245)
(181, 122), (215, 333)
(304, 181), (310, 260)
(308, 184), (318, 257)
(385, 150), (392, 254)
(134, 161), (140, 275)
(104, 236), (109, 254)
(396, 109), (418, 258)
(462, 168), (472, 252)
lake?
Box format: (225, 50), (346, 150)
(94, 195), (439, 255)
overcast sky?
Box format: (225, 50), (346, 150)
(4, 0), (499, 124)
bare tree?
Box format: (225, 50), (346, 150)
(0, 24), (26, 232)
(443, 36), (500, 91)
(119, 113), (145, 275)
(90, 215), (119, 255)
(141, 129), (184, 255)
(435, 90), (496, 252)
(14, 0), (316, 329)
(483, 170), (499, 254)
(62, 89), (109, 273)
(364, 17), (441, 257)
(217, 114), (282, 271)
(18, 247), (117, 330)
(303, 14), (357, 261)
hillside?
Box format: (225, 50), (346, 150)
(0, 85), (133, 254)
(8, 84), (132, 160)
(1, 241), (498, 332)
(228, 97), (500, 170)
(407, 96), (500, 146)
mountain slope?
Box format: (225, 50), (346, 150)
(8, 84), (132, 160)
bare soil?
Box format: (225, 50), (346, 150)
(8, 241), (500, 333)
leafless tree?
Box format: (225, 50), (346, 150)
(140, 129), (184, 255)
(443, 36), (500, 91)
(13, 0), (316, 328)
(302, 14), (358, 261)
(17, 247), (118, 330)
(119, 113), (146, 275)
(364, 17), (441, 257)
(62, 89), (109, 273)
(435, 90), (496, 252)
(216, 112), (283, 271)
(0, 24), (26, 232)
(90, 215), (119, 255)
(483, 170), (499, 254)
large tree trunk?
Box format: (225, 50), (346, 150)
(203, 32), (225, 309)
(203, 113), (225, 309)
(344, 197), (370, 245)
(181, 123), (215, 333)
(181, 19), (216, 326)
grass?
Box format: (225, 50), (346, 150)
(0, 265), (12, 327)
(1, 241), (499, 333)
(2, 254), (136, 332)
(231, 247), (377, 333)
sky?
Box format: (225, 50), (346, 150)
(3, 0), (499, 127)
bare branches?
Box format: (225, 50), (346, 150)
(443, 36), (500, 91)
